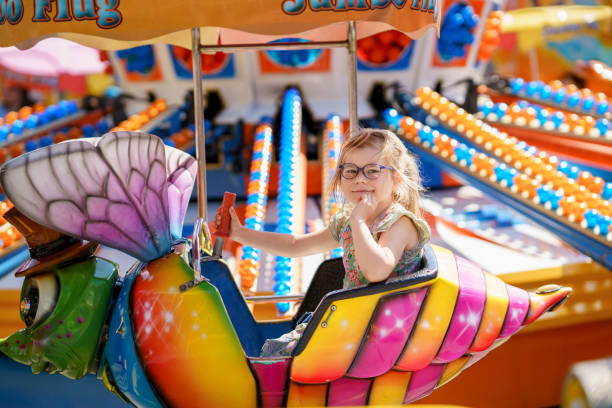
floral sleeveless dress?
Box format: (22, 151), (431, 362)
(329, 202), (431, 289)
(259, 203), (431, 357)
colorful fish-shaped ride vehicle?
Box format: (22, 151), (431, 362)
(0, 132), (572, 407)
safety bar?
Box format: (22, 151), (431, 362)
(244, 294), (304, 303)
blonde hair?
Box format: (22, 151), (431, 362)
(329, 128), (424, 216)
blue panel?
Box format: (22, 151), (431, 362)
(100, 267), (162, 408)
(200, 258), (298, 356)
(201, 259), (262, 356)
(0, 355), (128, 408)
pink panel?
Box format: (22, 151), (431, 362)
(327, 377), (371, 406)
(403, 364), (445, 404)
(250, 359), (290, 408)
(433, 256), (486, 363)
(348, 288), (428, 378)
(499, 284), (529, 337)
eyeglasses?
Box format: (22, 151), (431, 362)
(338, 163), (393, 180)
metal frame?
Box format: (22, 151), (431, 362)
(244, 294), (304, 303)
(190, 22), (359, 226)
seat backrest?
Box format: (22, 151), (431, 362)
(293, 257), (345, 323)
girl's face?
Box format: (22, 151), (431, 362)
(340, 145), (396, 211)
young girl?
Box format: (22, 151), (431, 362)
(213, 128), (431, 356)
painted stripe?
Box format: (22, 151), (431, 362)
(249, 359), (289, 408)
(403, 365), (446, 404)
(291, 295), (383, 383)
(348, 288), (427, 378)
(286, 382), (327, 407)
(500, 284), (530, 337)
(368, 370), (412, 405)
(396, 246), (459, 371)
(469, 273), (509, 352)
(326, 377), (371, 406)
(437, 357), (470, 387)
(434, 256), (486, 363)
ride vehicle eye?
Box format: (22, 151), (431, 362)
(20, 273), (59, 327)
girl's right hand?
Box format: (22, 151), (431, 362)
(213, 206), (242, 238)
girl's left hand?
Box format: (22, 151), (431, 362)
(351, 192), (378, 223)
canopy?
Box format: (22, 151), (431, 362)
(0, 38), (106, 76)
(0, 0), (440, 50)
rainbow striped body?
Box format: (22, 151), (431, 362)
(102, 245), (569, 407)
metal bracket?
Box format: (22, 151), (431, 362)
(321, 304), (337, 328)
(179, 217), (214, 292)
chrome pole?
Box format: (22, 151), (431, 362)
(191, 27), (208, 221)
(244, 294), (304, 303)
(201, 40), (347, 53)
(347, 21), (358, 136)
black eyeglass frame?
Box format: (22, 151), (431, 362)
(338, 163), (394, 180)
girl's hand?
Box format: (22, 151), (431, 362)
(350, 192), (378, 223)
(213, 206), (242, 238)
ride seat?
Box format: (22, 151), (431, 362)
(293, 257), (345, 324)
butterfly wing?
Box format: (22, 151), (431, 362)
(164, 145), (197, 240)
(0, 132), (173, 262)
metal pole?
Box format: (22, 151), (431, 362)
(191, 28), (208, 221)
(201, 40), (348, 53)
(347, 21), (358, 136)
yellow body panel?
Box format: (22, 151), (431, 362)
(287, 382), (328, 407)
(396, 246), (459, 371)
(438, 357), (470, 387)
(470, 273), (509, 352)
(369, 370), (413, 405)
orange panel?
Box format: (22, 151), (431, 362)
(286, 382), (327, 407)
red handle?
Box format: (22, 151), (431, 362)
(214, 192), (236, 238)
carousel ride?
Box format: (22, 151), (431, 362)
(0, 0), (611, 407)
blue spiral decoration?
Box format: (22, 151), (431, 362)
(239, 120), (274, 290)
(274, 88), (302, 314)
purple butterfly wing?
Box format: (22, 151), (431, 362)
(0, 132), (172, 262)
(164, 145), (197, 240)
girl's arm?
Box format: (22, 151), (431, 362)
(350, 216), (419, 282)
(216, 207), (338, 258)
